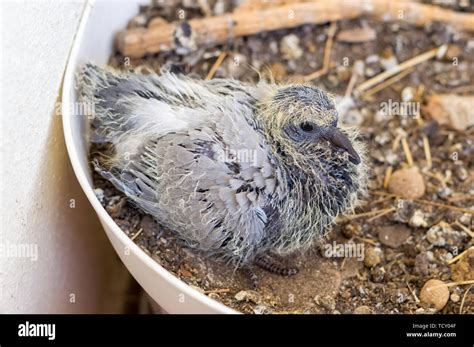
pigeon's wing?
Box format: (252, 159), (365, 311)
(97, 107), (280, 263)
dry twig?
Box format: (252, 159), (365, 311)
(401, 137), (414, 167)
(367, 207), (396, 222)
(117, 1), (474, 58)
(447, 246), (473, 265)
(422, 135), (432, 168)
(299, 21), (337, 82)
(131, 228), (143, 241)
(460, 284), (473, 314)
(371, 191), (474, 215)
(205, 50), (227, 80)
(356, 45), (446, 93)
(383, 166), (393, 189)
(362, 67), (415, 98)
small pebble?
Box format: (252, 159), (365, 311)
(342, 223), (361, 238)
(392, 290), (407, 304)
(414, 253), (431, 276)
(370, 266), (385, 283)
(388, 167), (426, 199)
(419, 279), (449, 311)
(341, 289), (352, 300)
(342, 109), (364, 126)
(450, 248), (474, 282)
(426, 222), (454, 247)
(437, 187), (453, 199)
(280, 34), (303, 60)
(455, 166), (468, 181)
(336, 66), (351, 81)
(224, 53), (248, 78)
(374, 132), (391, 146)
(443, 44), (461, 61)
(93, 188), (105, 204)
(353, 60), (365, 76)
(207, 292), (220, 300)
(426, 251), (435, 262)
(365, 67), (377, 77)
(106, 196), (125, 217)
(270, 62), (286, 81)
(253, 304), (272, 314)
(353, 305), (373, 314)
(459, 213), (472, 226)
(174, 22), (197, 54)
(269, 41), (279, 54)
(365, 54), (379, 64)
(364, 247), (382, 268)
(189, 285), (205, 294)
(409, 210), (429, 228)
(385, 151), (399, 166)
(141, 215), (159, 236)
(378, 225), (411, 248)
(401, 87), (416, 102)
(314, 295), (336, 311)
(450, 293), (460, 303)
(380, 55), (398, 71)
(235, 290), (260, 304)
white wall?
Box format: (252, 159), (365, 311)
(0, 0), (131, 313)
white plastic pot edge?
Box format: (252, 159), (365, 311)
(61, 0), (237, 314)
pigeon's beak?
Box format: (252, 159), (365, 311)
(322, 128), (361, 165)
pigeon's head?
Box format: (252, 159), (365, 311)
(255, 84), (367, 257)
(265, 85), (361, 166)
(257, 84), (366, 205)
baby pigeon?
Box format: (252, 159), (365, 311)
(80, 63), (367, 275)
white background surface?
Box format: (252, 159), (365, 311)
(0, 0), (131, 313)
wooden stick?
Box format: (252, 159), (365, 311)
(362, 67), (415, 98)
(422, 135), (432, 168)
(204, 288), (231, 294)
(356, 45), (445, 93)
(460, 284), (473, 314)
(354, 236), (378, 246)
(117, 2), (360, 58)
(392, 133), (403, 151)
(344, 207), (395, 220)
(412, 199), (472, 214)
(235, 0), (306, 12)
(407, 282), (420, 304)
(131, 228), (143, 241)
(205, 50), (227, 80)
(116, 0), (474, 58)
(367, 207), (396, 222)
(447, 246), (473, 265)
(454, 221), (474, 238)
(401, 136), (414, 167)
(383, 166), (393, 189)
(301, 21), (337, 82)
(370, 191), (474, 215)
(372, 196), (394, 205)
(344, 72), (358, 98)
(445, 280), (474, 288)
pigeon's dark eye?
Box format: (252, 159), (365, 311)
(300, 122), (315, 132)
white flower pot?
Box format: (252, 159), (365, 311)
(62, 0), (237, 314)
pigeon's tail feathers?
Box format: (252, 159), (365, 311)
(93, 158), (162, 217)
(79, 63), (152, 141)
(78, 63), (211, 154)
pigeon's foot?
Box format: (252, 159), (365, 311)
(243, 267), (260, 289)
(254, 254), (299, 277)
